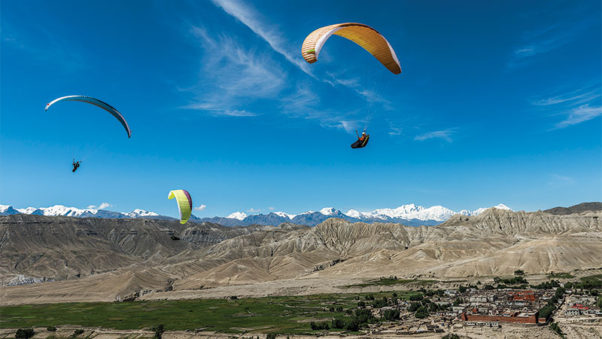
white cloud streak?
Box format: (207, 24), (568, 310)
(555, 105), (602, 128)
(194, 204), (207, 211)
(414, 129), (455, 142)
(509, 16), (595, 68)
(183, 26), (286, 117)
(532, 84), (602, 129)
(210, 0), (392, 109)
(211, 0), (312, 76)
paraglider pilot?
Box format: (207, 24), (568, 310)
(351, 130), (370, 149)
(72, 160), (81, 172)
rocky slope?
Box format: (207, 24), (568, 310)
(0, 214), (271, 284)
(1, 207), (600, 304)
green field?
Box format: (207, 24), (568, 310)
(547, 272), (574, 279)
(0, 291), (417, 335)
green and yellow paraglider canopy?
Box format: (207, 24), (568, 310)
(301, 23), (401, 74)
(168, 189), (192, 224)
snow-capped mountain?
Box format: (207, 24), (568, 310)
(1, 203), (512, 227)
(0, 204), (173, 220)
(211, 204), (512, 227)
(227, 211), (248, 220)
(0, 205), (20, 215)
(125, 209), (160, 218)
(14, 205), (126, 218)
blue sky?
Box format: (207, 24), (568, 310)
(1, 0), (601, 217)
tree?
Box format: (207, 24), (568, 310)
(15, 329), (34, 339)
(415, 306), (430, 319)
(514, 270), (525, 276)
(383, 309), (400, 321)
(458, 285), (467, 293)
(409, 294), (423, 301)
(550, 322), (564, 337)
(266, 334), (277, 339)
(152, 325), (165, 339)
(409, 302), (421, 312)
(345, 319), (360, 331)
(331, 319), (345, 329)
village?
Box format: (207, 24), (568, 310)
(337, 273), (602, 337)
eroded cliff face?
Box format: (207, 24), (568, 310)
(0, 214), (262, 281)
(1, 208), (600, 304)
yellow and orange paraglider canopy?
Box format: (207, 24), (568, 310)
(301, 23), (401, 74)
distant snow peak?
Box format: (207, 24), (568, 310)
(274, 211), (295, 219)
(0, 205), (20, 215)
(126, 209), (159, 217)
(345, 209), (361, 218)
(320, 207), (337, 215)
(227, 211), (248, 220)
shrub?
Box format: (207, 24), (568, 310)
(152, 324), (165, 339)
(47, 326), (57, 332)
(458, 285), (467, 293)
(408, 302), (421, 312)
(335, 306), (343, 312)
(365, 294), (375, 300)
(414, 305), (429, 319)
(514, 270), (525, 276)
(331, 318), (345, 329)
(372, 299), (387, 308)
(266, 334), (277, 339)
(345, 319), (360, 331)
(15, 329), (35, 339)
(442, 334), (460, 339)
(550, 322), (564, 337)
(309, 321), (329, 330)
(71, 329), (85, 338)
(383, 309), (400, 321)
(357, 301), (366, 308)
(409, 293), (423, 301)
(354, 308), (375, 324)
(329, 306), (335, 312)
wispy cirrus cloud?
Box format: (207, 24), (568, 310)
(532, 84), (602, 129)
(414, 128), (456, 142)
(194, 204), (207, 211)
(211, 0), (312, 76)
(508, 15), (595, 68)
(211, 0), (393, 109)
(2, 20), (86, 72)
(182, 26), (286, 117)
(555, 105), (602, 128)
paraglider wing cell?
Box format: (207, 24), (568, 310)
(301, 23), (401, 74)
(168, 189), (193, 224)
(45, 95), (131, 138)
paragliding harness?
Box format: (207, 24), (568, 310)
(351, 130), (370, 149)
(72, 160), (81, 172)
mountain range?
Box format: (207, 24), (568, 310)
(0, 203), (511, 226)
(1, 204), (600, 305)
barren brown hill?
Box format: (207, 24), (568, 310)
(1, 208), (600, 305)
(544, 202), (602, 215)
(0, 214), (281, 284)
